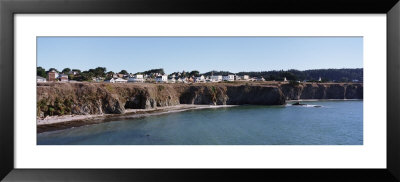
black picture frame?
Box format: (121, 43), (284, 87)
(1, 0), (399, 181)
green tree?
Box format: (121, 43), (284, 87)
(189, 70), (200, 77)
(48, 68), (58, 72)
(87, 67), (107, 77)
(119, 70), (128, 75)
(280, 72), (298, 81)
(105, 71), (114, 79)
(37, 66), (46, 78)
(62, 68), (71, 74)
(142, 68), (165, 75)
(81, 71), (94, 81)
(181, 70), (187, 77)
(71, 69), (81, 73)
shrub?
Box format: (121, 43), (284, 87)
(105, 84), (114, 92)
(157, 85), (165, 92)
(289, 80), (300, 87)
(48, 106), (55, 116)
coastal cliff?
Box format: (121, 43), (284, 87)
(36, 82), (362, 118)
(280, 83), (363, 100)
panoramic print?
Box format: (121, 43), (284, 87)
(36, 37), (363, 145)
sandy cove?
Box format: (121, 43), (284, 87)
(37, 104), (237, 133)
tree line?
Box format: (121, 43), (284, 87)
(235, 68), (363, 82)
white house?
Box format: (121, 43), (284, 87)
(210, 75), (223, 82)
(283, 77), (287, 82)
(155, 75), (168, 83)
(168, 78), (176, 83)
(37, 76), (46, 83)
(104, 78), (115, 83)
(257, 77), (265, 81)
(205, 76), (212, 82)
(223, 75), (235, 82)
(318, 77), (322, 82)
(242, 75), (249, 80)
(128, 74), (144, 83)
(115, 78), (128, 83)
(59, 74), (69, 82)
(249, 77), (257, 82)
(195, 75), (205, 83)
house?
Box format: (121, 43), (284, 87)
(47, 70), (59, 82)
(181, 77), (189, 83)
(195, 75), (205, 83)
(205, 76), (212, 82)
(242, 75), (249, 80)
(37, 76), (46, 83)
(176, 78), (183, 83)
(128, 74), (144, 83)
(210, 75), (223, 82)
(187, 77), (194, 83)
(257, 77), (265, 81)
(318, 77), (322, 82)
(222, 75), (235, 82)
(155, 75), (168, 83)
(68, 71), (79, 75)
(283, 77), (287, 82)
(234, 75), (240, 81)
(115, 78), (128, 83)
(92, 77), (103, 82)
(168, 78), (176, 83)
(59, 74), (69, 82)
(104, 78), (115, 83)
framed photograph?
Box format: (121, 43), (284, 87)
(1, 0), (399, 181)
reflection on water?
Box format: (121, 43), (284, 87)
(37, 101), (363, 145)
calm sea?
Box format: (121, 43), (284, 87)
(37, 100), (363, 145)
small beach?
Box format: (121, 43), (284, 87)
(37, 104), (237, 133)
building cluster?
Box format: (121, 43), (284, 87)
(38, 69), (329, 84)
(37, 70), (69, 83)
(103, 73), (254, 84)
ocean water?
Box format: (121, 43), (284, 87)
(37, 100), (363, 145)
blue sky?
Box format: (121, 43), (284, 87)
(37, 37), (363, 74)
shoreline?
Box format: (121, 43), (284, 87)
(37, 104), (237, 133)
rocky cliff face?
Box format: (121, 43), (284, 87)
(280, 83), (363, 100)
(36, 82), (362, 118)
